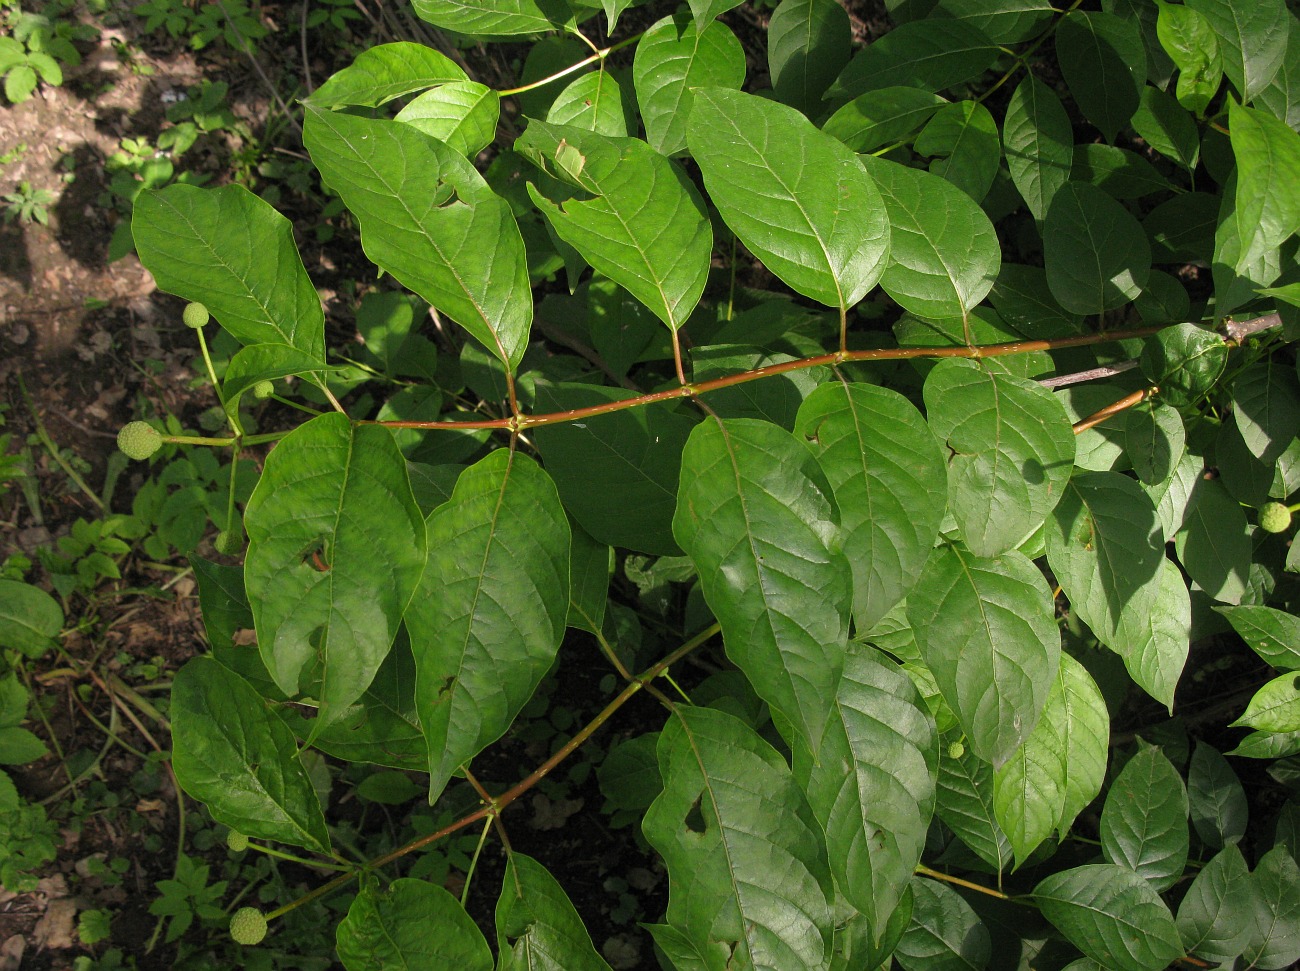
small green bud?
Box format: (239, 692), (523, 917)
(226, 831), (249, 852)
(251, 379), (275, 400)
(947, 741), (965, 760)
(229, 907), (267, 946)
(214, 530), (244, 555)
(182, 302), (210, 329)
(116, 421), (162, 461)
(1260, 502), (1292, 534)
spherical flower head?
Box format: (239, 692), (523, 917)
(214, 530), (244, 555)
(230, 907), (267, 945)
(182, 302), (210, 329)
(226, 830), (249, 852)
(1260, 502), (1292, 534)
(117, 421), (162, 461)
(251, 379), (275, 400)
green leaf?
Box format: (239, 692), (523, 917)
(1175, 476), (1252, 605)
(1217, 605), (1300, 671)
(1233, 671), (1300, 732)
(1003, 75), (1073, 223)
(133, 184), (324, 360)
(305, 42), (467, 107)
(221, 344), (344, 418)
(496, 854), (613, 971)
(1121, 399), (1185, 486)
(1185, 0), (1289, 102)
(822, 86), (946, 154)
(1045, 472), (1166, 653)
(795, 382), (948, 631)
(1188, 741), (1248, 850)
(673, 418), (851, 751)
(923, 360), (1075, 558)
(1131, 85), (1200, 171)
(1232, 358), (1300, 463)
(1055, 10), (1145, 141)
(828, 18), (997, 101)
(1230, 101), (1300, 272)
(0, 580), (63, 659)
(0, 727), (47, 765)
(545, 69), (634, 137)
(935, 741), (1013, 871)
(395, 81), (501, 158)
(1111, 558), (1191, 712)
(532, 384), (695, 556)
(1071, 144), (1174, 201)
(688, 0), (744, 27)
(915, 100), (1001, 203)
(170, 657), (330, 852)
(1258, 15), (1300, 129)
(1044, 182), (1151, 316)
(768, 0), (851, 118)
(337, 879), (492, 971)
(1177, 844), (1254, 965)
(632, 12), (745, 158)
(1034, 864), (1182, 971)
(1228, 729), (1300, 759)
(894, 877), (990, 971)
(689, 88), (890, 315)
(405, 450), (570, 801)
(1140, 323), (1227, 407)
(794, 645), (938, 942)
(934, 0), (1054, 45)
(244, 414), (425, 740)
(994, 654), (1107, 863)
(1243, 846), (1300, 969)
(643, 706), (834, 970)
(692, 346), (824, 428)
(1155, 0), (1223, 114)
(1100, 744), (1189, 891)
(566, 524), (610, 635)
(860, 156), (999, 319)
(411, 0), (574, 36)
(519, 121), (711, 332)
(303, 107), (532, 372)
(906, 545), (1060, 768)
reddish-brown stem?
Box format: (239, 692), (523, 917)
(1072, 388), (1151, 434)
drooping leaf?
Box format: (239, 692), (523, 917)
(545, 69), (634, 137)
(1055, 10), (1145, 142)
(907, 544), (1060, 768)
(1185, 0), (1289, 102)
(1232, 357), (1300, 463)
(1121, 399), (1185, 486)
(795, 382), (948, 631)
(1175, 476), (1252, 605)
(934, 0), (1054, 44)
(395, 81), (501, 158)
(518, 121), (711, 332)
(643, 706), (834, 970)
(822, 87), (946, 155)
(1176, 844), (1254, 965)
(1242, 846), (1300, 970)
(894, 877), (991, 971)
(794, 645), (938, 942)
(1155, 0), (1223, 114)
(337, 878), (492, 971)
(768, 0), (851, 118)
(221, 344), (344, 418)
(1232, 671), (1300, 733)
(303, 107), (532, 371)
(496, 854), (613, 971)
(1258, 14), (1300, 129)
(133, 184), (324, 360)
(1188, 741), (1248, 850)
(689, 88), (891, 315)
(915, 100), (1001, 202)
(170, 657), (330, 852)
(1111, 558), (1191, 712)
(859, 156), (1000, 319)
(828, 18), (997, 102)
(935, 741), (1013, 872)
(405, 450), (570, 801)
(1217, 605), (1300, 671)
(566, 524), (611, 635)
(1230, 100), (1300, 273)
(1044, 182), (1151, 316)
(306, 42), (466, 108)
(1034, 864), (1183, 971)
(533, 384), (695, 556)
(673, 418), (851, 751)
(1132, 84), (1200, 171)
(924, 359), (1075, 558)
(688, 0), (744, 27)
(1002, 76), (1073, 223)
(411, 0), (574, 36)
(1099, 743), (1189, 891)
(243, 414), (425, 739)
(633, 12), (745, 158)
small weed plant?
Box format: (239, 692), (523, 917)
(102, 0), (1300, 967)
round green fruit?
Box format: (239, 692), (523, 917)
(214, 530), (244, 555)
(226, 831), (249, 852)
(1260, 502), (1292, 534)
(182, 302), (210, 329)
(947, 741), (965, 759)
(116, 421), (162, 461)
(230, 907), (267, 946)
(251, 379), (275, 400)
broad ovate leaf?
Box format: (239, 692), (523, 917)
(1177, 844), (1254, 965)
(518, 121), (711, 332)
(1003, 75), (1073, 222)
(411, 0), (574, 36)
(894, 877), (991, 971)
(1185, 0), (1289, 102)
(674, 418), (851, 752)
(405, 450), (570, 802)
(337, 878), (492, 971)
(924, 359), (1075, 558)
(688, 87), (890, 316)
(1044, 181), (1151, 316)
(244, 413), (425, 739)
(1099, 744), (1189, 891)
(795, 382), (948, 631)
(643, 706), (834, 971)
(1229, 100), (1300, 273)
(794, 645), (938, 942)
(906, 544), (1060, 768)
(395, 80), (501, 158)
(304, 106), (532, 371)
(133, 184), (325, 360)
(496, 854), (613, 971)
(767, 0), (852, 118)
(307, 42), (467, 107)
(170, 656), (330, 853)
